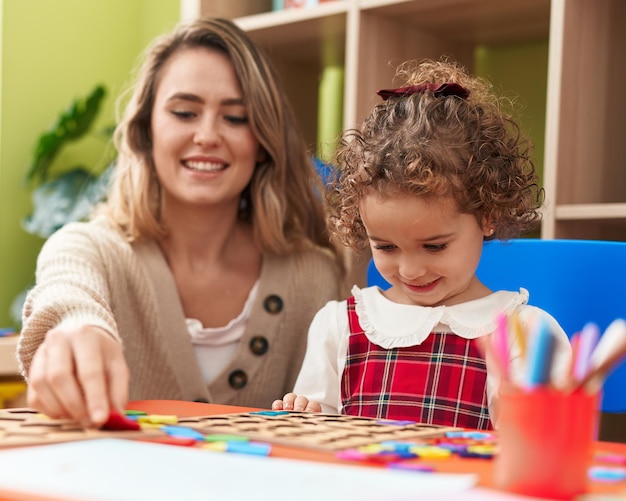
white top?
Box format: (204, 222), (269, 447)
(187, 281), (260, 384)
(293, 285), (572, 427)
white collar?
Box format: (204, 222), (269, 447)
(352, 285), (529, 349)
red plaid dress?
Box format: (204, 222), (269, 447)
(341, 296), (492, 430)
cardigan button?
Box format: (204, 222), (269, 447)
(263, 294), (283, 314)
(249, 336), (269, 356)
(228, 370), (248, 389)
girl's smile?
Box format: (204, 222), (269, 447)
(403, 277), (441, 293)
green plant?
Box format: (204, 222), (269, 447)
(11, 84), (116, 324)
(23, 84), (115, 238)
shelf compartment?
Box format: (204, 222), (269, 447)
(236, 5), (348, 151)
(552, 218), (626, 241)
(351, 0), (550, 126)
(359, 0), (550, 45)
(547, 0), (626, 208)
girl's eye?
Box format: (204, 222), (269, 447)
(424, 243), (447, 252)
(225, 115), (248, 125)
(373, 244), (396, 252)
(171, 110), (195, 119)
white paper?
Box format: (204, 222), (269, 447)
(0, 438), (478, 501)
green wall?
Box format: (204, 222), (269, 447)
(0, 0), (179, 328)
(476, 40), (550, 190)
(476, 40), (549, 239)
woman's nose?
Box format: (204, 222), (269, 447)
(193, 117), (221, 146)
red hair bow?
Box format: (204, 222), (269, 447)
(377, 82), (469, 101)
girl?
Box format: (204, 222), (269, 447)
(18, 18), (346, 428)
(273, 58), (571, 430)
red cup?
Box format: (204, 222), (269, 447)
(494, 387), (599, 499)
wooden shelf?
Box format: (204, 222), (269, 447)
(555, 204), (626, 220)
(237, 7), (347, 65)
(192, 0), (626, 243)
(543, 0), (626, 239)
(236, 0), (348, 31)
(359, 0), (550, 45)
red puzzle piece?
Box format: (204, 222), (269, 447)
(101, 411), (141, 431)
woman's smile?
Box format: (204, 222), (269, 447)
(183, 159), (228, 173)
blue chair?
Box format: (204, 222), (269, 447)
(367, 239), (626, 413)
(367, 259), (390, 290)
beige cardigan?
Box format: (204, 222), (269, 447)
(18, 217), (344, 408)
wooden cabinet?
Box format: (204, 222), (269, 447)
(184, 0), (626, 241)
(543, 0), (626, 240)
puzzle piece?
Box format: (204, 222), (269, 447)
(101, 411), (141, 431)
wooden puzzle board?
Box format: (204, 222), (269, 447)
(179, 411), (461, 451)
(0, 408), (160, 449)
(0, 408), (461, 452)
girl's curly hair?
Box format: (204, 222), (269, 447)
(327, 58), (544, 251)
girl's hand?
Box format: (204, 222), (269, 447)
(271, 392), (322, 412)
(26, 325), (129, 428)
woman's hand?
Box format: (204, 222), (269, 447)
(272, 392), (322, 412)
(26, 325), (129, 428)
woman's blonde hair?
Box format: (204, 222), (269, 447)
(100, 17), (337, 258)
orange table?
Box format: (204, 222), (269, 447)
(127, 400), (626, 497)
(0, 400), (623, 500)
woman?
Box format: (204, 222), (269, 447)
(18, 17), (345, 428)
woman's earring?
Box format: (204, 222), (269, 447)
(488, 228), (495, 235)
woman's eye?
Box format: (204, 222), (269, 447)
(171, 110), (195, 119)
(225, 115), (249, 125)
